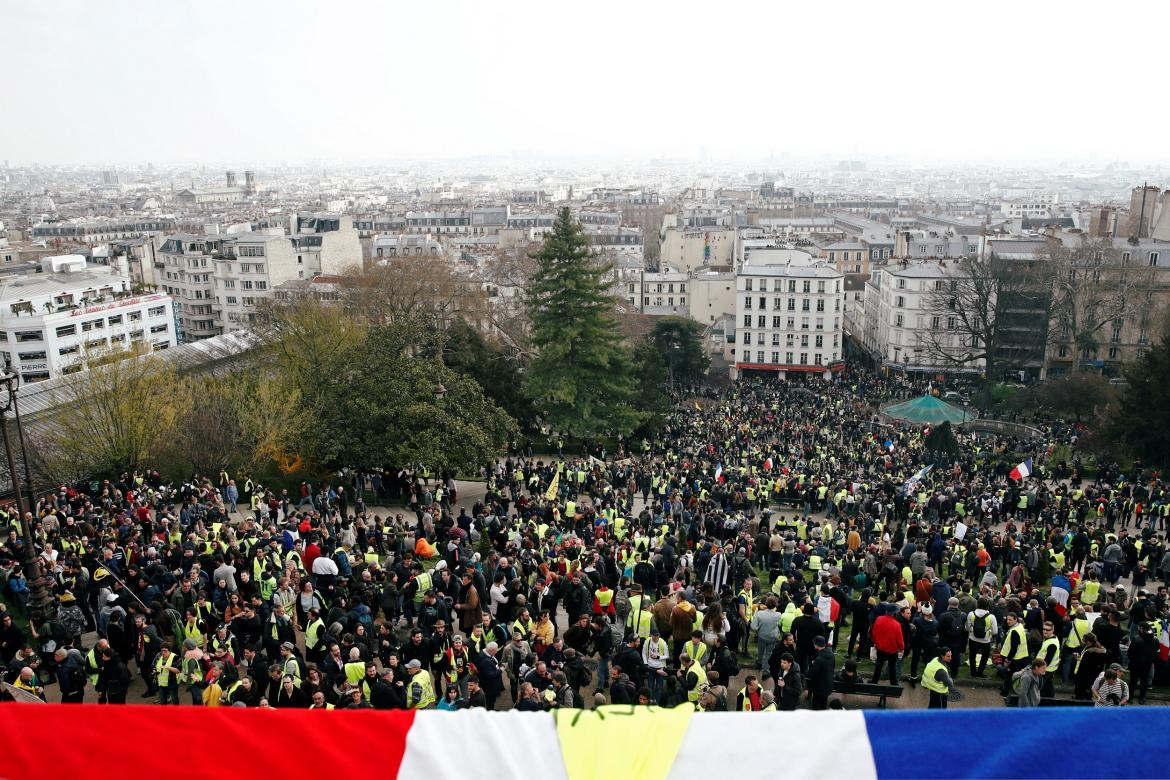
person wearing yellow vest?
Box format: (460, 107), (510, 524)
(679, 652), (708, 704)
(406, 658), (436, 709)
(304, 608), (327, 663)
(999, 613), (1030, 695)
(1062, 608), (1092, 684)
(735, 675), (763, 710)
(154, 646), (181, 705)
(922, 648), (954, 709)
(1038, 621), (1061, 697)
(593, 585), (615, 619)
(682, 631), (708, 667)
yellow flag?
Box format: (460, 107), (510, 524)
(694, 402), (701, 411)
(555, 704), (694, 780)
(545, 469), (560, 501)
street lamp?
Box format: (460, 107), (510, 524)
(0, 370), (50, 622)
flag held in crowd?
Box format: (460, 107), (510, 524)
(1010, 458), (1033, 481)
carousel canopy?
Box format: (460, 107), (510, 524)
(881, 394), (973, 425)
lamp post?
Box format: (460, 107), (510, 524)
(0, 370), (50, 622)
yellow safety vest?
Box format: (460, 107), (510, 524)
(1002, 624), (1029, 661)
(1065, 618), (1091, 650)
(595, 589), (613, 608)
(154, 654), (176, 686)
(1040, 637), (1061, 668)
(921, 657), (950, 694)
(685, 660), (708, 703)
(683, 640), (707, 666)
(413, 571), (433, 604)
(410, 670), (436, 709)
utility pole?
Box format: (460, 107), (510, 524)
(0, 371), (50, 623)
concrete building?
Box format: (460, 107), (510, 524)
(659, 225), (735, 272)
(731, 249), (844, 380)
(867, 259), (984, 374)
(372, 233), (444, 260)
(687, 269), (736, 325)
(640, 267), (688, 316)
(31, 217), (177, 245)
(0, 256), (176, 381)
(893, 230), (982, 259)
(158, 215), (359, 340)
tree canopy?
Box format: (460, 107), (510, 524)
(524, 208), (643, 439)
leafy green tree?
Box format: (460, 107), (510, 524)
(313, 324), (517, 473)
(630, 340), (670, 432)
(648, 316), (709, 389)
(442, 318), (535, 425)
(524, 208), (642, 438)
(1111, 322), (1170, 468)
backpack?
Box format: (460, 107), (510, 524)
(950, 550), (964, 570)
(972, 613), (989, 640)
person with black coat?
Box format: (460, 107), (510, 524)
(611, 635), (644, 688)
(775, 652), (803, 711)
(97, 647), (130, 704)
(806, 636), (835, 709)
(790, 603), (825, 672)
(370, 668), (407, 709)
(847, 590), (872, 658)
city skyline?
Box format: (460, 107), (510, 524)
(5, 0), (1169, 166)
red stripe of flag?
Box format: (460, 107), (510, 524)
(0, 704), (415, 780)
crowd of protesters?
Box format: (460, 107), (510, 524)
(0, 370), (1164, 713)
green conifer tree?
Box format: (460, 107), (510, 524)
(524, 208), (643, 439)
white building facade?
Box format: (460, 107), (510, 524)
(732, 249), (844, 380)
(0, 256), (176, 382)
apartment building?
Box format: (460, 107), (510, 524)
(732, 249), (844, 380)
(158, 214), (359, 340)
(0, 255), (176, 381)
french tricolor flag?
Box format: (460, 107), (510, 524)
(1010, 458), (1033, 482)
(4, 704), (1170, 779)
(714, 463), (724, 483)
(763, 456), (773, 471)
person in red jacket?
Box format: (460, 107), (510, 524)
(870, 603), (905, 685)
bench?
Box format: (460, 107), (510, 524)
(832, 681), (904, 708)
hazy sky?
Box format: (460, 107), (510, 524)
(4, 0), (1168, 165)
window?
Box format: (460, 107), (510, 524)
(745, 279), (753, 292)
(771, 351), (780, 363)
(772, 316), (782, 328)
(801, 299), (810, 311)
(223, 280), (235, 289)
(788, 280), (796, 293)
(256, 282), (267, 290)
(785, 351), (794, 363)
(756, 333), (765, 345)
(757, 316), (765, 327)
(895, 296), (904, 308)
(15, 331), (42, 342)
(800, 334), (809, 347)
(802, 281), (811, 293)
(931, 316), (941, 329)
(18, 351), (46, 360)
(1108, 347), (1120, 359)
(242, 281), (253, 290)
(947, 317), (958, 330)
(743, 315), (752, 327)
(150, 324), (168, 334)
(787, 299), (796, 311)
(897, 278), (906, 289)
(226, 296), (237, 305)
(85, 338), (106, 350)
(148, 306), (165, 317)
(55, 325), (76, 337)
(815, 317), (824, 330)
(773, 297), (783, 310)
(800, 352), (808, 365)
(58, 345), (79, 356)
(786, 334), (794, 347)
(756, 351), (764, 362)
(787, 317), (795, 329)
(108, 315), (123, 325)
(1111, 321), (1122, 343)
(815, 335), (824, 348)
(238, 244), (266, 257)
(895, 314), (904, 327)
(129, 311), (142, 321)
(816, 300), (825, 312)
(1122, 251), (1131, 264)
(814, 354), (823, 365)
(745, 297), (752, 310)
(679, 283), (686, 293)
(771, 333), (780, 346)
(1151, 252), (1160, 267)
(800, 317), (809, 330)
